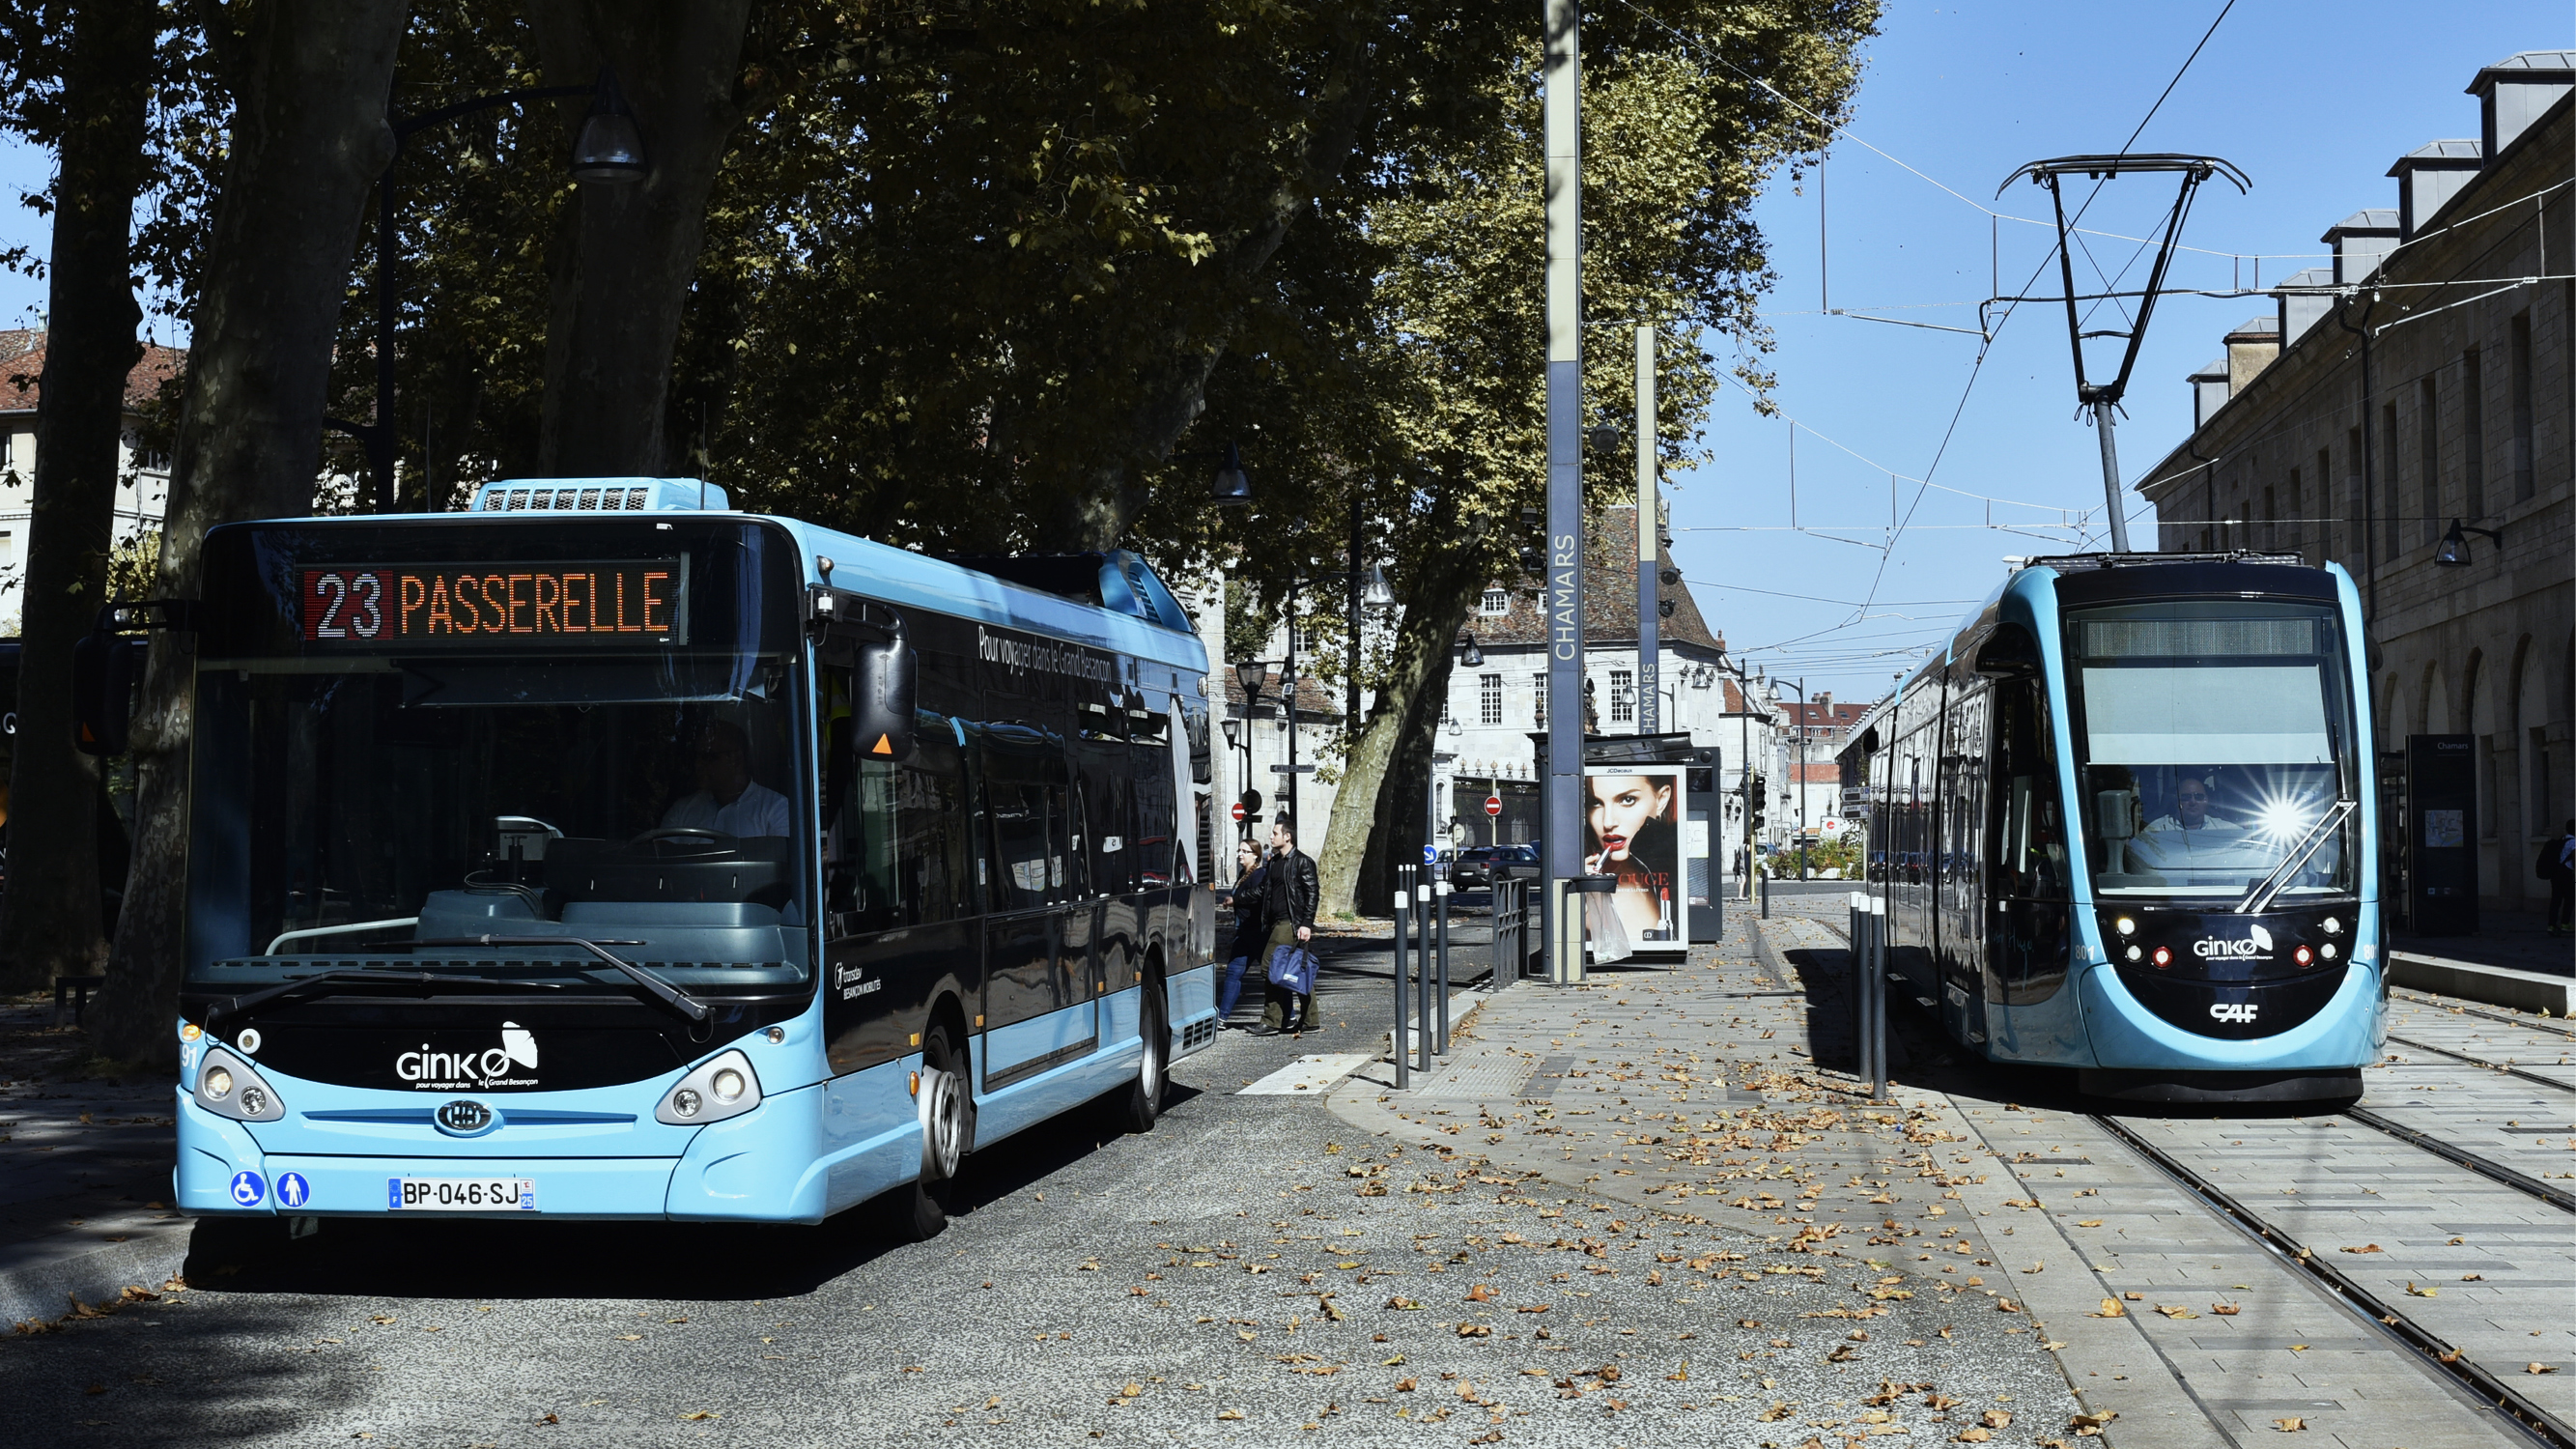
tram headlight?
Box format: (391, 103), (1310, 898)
(2151, 946), (2172, 968)
(656, 1049), (764, 1127)
(2321, 942), (2338, 960)
(2294, 945), (2314, 966)
(2124, 945), (2142, 962)
(191, 1047), (285, 1122)
(2320, 916), (2342, 935)
(2114, 917), (2137, 937)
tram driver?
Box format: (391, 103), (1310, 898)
(2127, 771), (2257, 874)
(661, 719), (792, 838)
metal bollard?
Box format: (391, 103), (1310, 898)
(1434, 878), (1452, 1054)
(1401, 861), (1422, 1077)
(1759, 871), (1769, 919)
(1864, 894), (1887, 1099)
(1416, 874), (1434, 1074)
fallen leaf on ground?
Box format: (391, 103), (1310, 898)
(2272, 1417), (2304, 1432)
(2155, 1305), (2197, 1320)
(2090, 1298), (2125, 1319)
(1982, 1409), (2013, 1428)
(2211, 1302), (2240, 1316)
(2338, 1244), (2382, 1254)
(679, 1411), (718, 1421)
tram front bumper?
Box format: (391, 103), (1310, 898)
(2076, 958), (2380, 1072)
(176, 1083), (830, 1223)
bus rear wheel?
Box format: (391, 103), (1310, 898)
(1118, 974), (1168, 1133)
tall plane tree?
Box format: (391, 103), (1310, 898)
(0, 0), (159, 992)
(93, 0), (410, 1065)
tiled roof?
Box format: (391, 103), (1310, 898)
(0, 334), (187, 416)
(1458, 506), (1724, 652)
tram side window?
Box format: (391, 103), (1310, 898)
(1992, 682), (2068, 900)
(828, 719), (971, 935)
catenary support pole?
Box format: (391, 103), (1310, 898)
(1635, 322), (1657, 734)
(1542, 0), (1584, 984)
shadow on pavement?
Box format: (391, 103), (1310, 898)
(174, 1082), (1205, 1303)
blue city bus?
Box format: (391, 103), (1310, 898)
(172, 478), (1219, 1234)
(1864, 552), (2381, 1103)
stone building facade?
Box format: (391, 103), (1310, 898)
(2136, 53), (2574, 925)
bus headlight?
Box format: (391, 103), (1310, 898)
(657, 1049), (762, 1126)
(193, 1047), (285, 1122)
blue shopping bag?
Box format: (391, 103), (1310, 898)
(1265, 943), (1318, 994)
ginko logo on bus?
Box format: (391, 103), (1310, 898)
(396, 1022), (541, 1090)
(2192, 923), (2275, 961)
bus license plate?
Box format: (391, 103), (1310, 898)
(388, 1177), (538, 1211)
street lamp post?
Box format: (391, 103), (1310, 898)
(1232, 659), (1266, 836)
(331, 69), (647, 512)
(1782, 676), (1811, 881)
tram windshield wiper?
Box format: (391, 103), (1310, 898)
(2233, 800), (2356, 916)
(409, 935), (714, 1024)
(207, 969), (565, 1028)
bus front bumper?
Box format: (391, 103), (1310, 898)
(176, 1082), (832, 1224)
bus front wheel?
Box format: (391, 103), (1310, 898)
(1118, 974), (1168, 1133)
(898, 1020), (970, 1240)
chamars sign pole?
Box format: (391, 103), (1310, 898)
(1542, 0), (1586, 986)
(1634, 322), (1657, 734)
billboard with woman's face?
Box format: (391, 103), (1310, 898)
(1583, 767), (1686, 962)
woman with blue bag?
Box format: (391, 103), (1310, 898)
(1216, 841), (1268, 1024)
(1254, 817), (1321, 1037)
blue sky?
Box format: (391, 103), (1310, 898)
(1, 4), (2565, 706)
(1672, 1), (2569, 702)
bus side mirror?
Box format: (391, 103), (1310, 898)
(72, 629), (142, 756)
(2094, 789), (2139, 840)
(851, 626), (917, 762)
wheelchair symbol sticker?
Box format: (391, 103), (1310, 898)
(276, 1172), (311, 1209)
(228, 1171), (266, 1208)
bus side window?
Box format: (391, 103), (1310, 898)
(1991, 682), (2067, 901)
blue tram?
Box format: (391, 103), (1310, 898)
(171, 478), (1217, 1232)
(1864, 552), (2380, 1102)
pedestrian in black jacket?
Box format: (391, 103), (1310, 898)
(1255, 817), (1320, 1036)
(1216, 841), (1268, 1023)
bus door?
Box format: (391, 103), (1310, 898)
(979, 728), (1096, 1089)
(1073, 704), (1139, 1004)
(821, 711), (977, 1078)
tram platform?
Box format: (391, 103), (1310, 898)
(1321, 898), (2573, 1448)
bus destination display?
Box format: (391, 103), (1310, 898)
(297, 562), (688, 646)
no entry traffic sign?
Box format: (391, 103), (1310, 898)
(1485, 794), (1503, 817)
(1231, 802), (1248, 823)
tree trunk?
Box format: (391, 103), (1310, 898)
(526, 0), (753, 479)
(0, 0), (157, 994)
(1314, 501), (1491, 918)
(90, 0), (408, 1065)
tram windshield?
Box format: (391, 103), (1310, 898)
(2065, 600), (2361, 904)
(184, 520), (811, 991)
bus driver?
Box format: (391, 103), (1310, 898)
(661, 720), (792, 838)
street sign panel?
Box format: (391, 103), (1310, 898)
(1485, 794), (1503, 816)
(1821, 817), (1843, 836)
(1230, 802), (1247, 823)
(1422, 844), (1438, 865)
(1269, 763), (1317, 774)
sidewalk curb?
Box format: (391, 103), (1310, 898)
(2388, 951), (2575, 1015)
(0, 1219), (192, 1328)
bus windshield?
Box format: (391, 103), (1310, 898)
(184, 520), (811, 991)
(2065, 600), (2361, 905)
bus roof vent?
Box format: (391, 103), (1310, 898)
(469, 478), (731, 514)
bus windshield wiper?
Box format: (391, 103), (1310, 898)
(2234, 800), (2356, 916)
(410, 936), (714, 1024)
(207, 969), (564, 1028)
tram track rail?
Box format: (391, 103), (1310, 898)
(2095, 1112), (2575, 1449)
(2338, 1104), (2576, 1212)
(2384, 1032), (2576, 1093)
(2392, 990), (2576, 1040)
